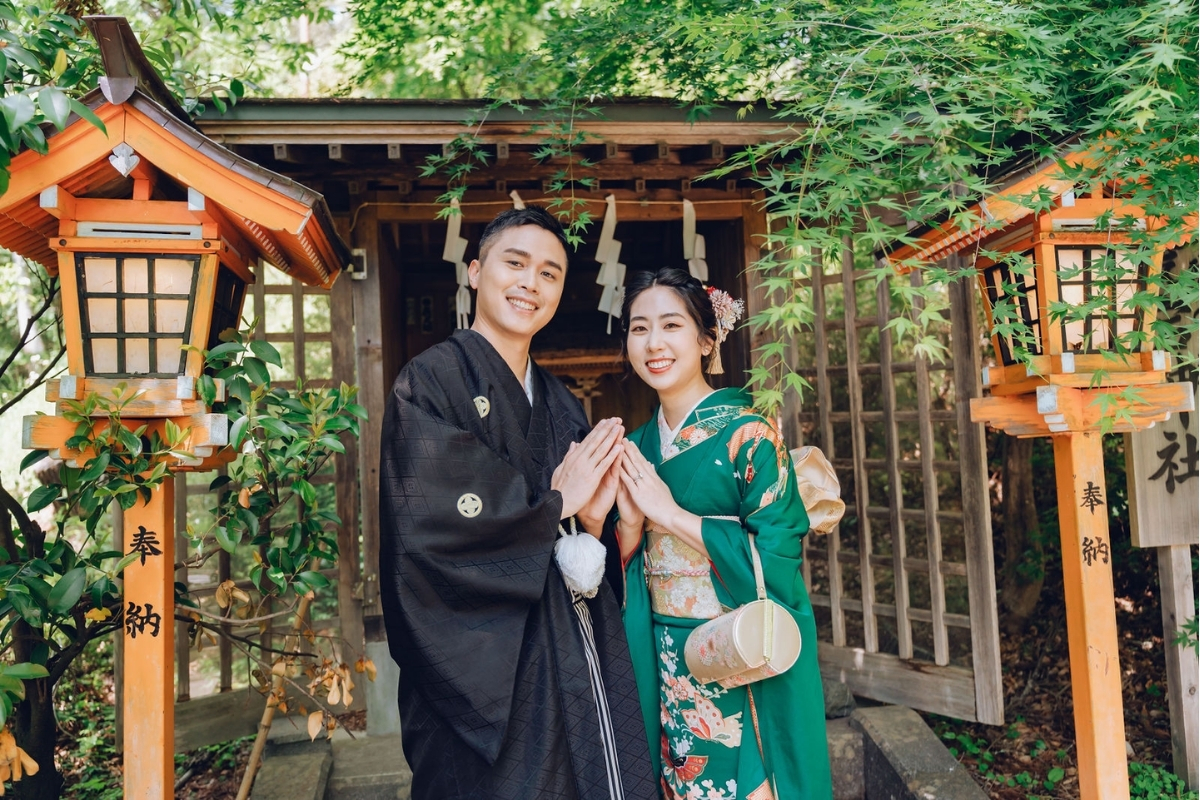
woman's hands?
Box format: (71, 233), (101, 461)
(552, 418), (624, 524)
(617, 441), (707, 557)
(614, 468), (645, 562)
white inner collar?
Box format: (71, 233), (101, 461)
(523, 359), (534, 405)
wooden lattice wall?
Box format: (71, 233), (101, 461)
(788, 249), (1004, 724)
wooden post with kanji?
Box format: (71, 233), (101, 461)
(0, 16), (349, 798)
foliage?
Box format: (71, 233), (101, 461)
(410, 0), (1200, 412)
(53, 639), (118, 800)
(1172, 614), (1199, 655)
(0, 3), (107, 196)
(106, 0), (340, 107)
(0, 255), (62, 443)
(346, 0), (572, 98)
(189, 328), (363, 596)
(1129, 761), (1198, 800)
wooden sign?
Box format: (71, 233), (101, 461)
(1126, 383), (1199, 548)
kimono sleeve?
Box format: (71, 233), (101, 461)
(378, 373), (564, 764)
(699, 415), (810, 609)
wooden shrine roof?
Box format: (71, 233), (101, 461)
(0, 17), (350, 287)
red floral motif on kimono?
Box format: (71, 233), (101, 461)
(726, 419), (790, 508)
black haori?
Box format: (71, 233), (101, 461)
(379, 330), (655, 799)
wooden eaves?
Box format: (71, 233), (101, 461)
(884, 137), (1087, 268)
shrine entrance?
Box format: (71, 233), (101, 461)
(192, 98), (1006, 745)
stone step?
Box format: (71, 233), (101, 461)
(244, 703), (973, 800)
(326, 733), (413, 800)
(249, 749), (332, 800)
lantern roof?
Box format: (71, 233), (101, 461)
(0, 16), (350, 288)
(884, 137), (1088, 266)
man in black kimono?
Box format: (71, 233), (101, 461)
(379, 207), (655, 799)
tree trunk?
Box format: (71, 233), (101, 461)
(999, 436), (1046, 633)
(13, 677), (63, 800)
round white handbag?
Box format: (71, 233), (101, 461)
(683, 533), (801, 688)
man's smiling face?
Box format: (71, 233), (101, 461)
(468, 224), (567, 343)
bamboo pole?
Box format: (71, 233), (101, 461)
(235, 590), (314, 800)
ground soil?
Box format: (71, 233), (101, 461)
(917, 546), (1193, 799)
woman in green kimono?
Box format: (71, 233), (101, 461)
(612, 268), (831, 800)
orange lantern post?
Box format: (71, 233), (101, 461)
(0, 17), (348, 798)
(888, 154), (1193, 800)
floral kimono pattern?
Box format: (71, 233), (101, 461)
(622, 387), (832, 800)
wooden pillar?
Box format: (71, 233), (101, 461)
(1052, 432), (1129, 800)
(351, 205), (386, 620)
(1158, 544), (1199, 789)
(122, 476), (176, 799)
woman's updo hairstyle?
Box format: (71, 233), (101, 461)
(620, 267), (719, 372)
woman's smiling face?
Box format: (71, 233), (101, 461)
(626, 285), (713, 396)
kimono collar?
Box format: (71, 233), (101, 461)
(658, 390), (716, 460)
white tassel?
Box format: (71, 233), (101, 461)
(554, 517), (606, 598)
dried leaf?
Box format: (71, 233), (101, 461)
(271, 659), (287, 677)
(84, 607), (112, 622)
(363, 659), (377, 682)
(307, 710), (323, 741)
(215, 579), (237, 609)
(327, 678), (341, 707)
(238, 487), (251, 508)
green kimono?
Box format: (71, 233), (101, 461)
(622, 387), (831, 800)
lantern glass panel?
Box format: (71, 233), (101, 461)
(86, 298), (117, 332)
(91, 338), (117, 373)
(124, 299), (149, 332)
(156, 338), (184, 371)
(76, 253), (199, 377)
(82, 258), (116, 293)
(1055, 247), (1144, 353)
(156, 299), (190, 333)
(154, 259), (194, 293)
(982, 251), (1042, 366)
(122, 259), (148, 293)
(126, 338), (150, 374)
(206, 265), (247, 350)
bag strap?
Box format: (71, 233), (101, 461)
(748, 534), (773, 663)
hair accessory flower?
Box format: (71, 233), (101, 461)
(705, 286), (744, 374)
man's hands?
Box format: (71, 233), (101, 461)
(552, 418), (624, 523)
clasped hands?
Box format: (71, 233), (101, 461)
(551, 419), (697, 559)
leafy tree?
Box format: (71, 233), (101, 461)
(346, 0), (570, 98)
(418, 0), (1197, 409)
